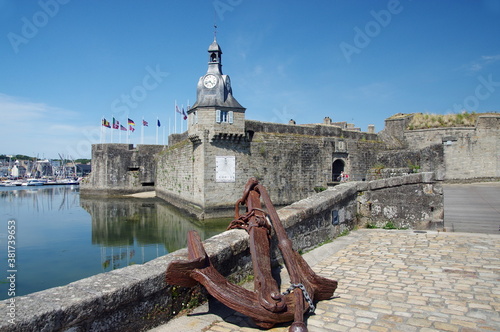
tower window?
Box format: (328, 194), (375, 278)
(210, 52), (217, 62)
(192, 111), (198, 125)
(216, 110), (233, 124)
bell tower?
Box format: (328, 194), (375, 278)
(188, 36), (246, 141)
(207, 38), (222, 74)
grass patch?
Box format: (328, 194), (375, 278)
(382, 221), (398, 230)
(314, 186), (327, 193)
(406, 112), (497, 130)
(372, 163), (385, 175)
(366, 221), (408, 230)
(338, 229), (350, 237)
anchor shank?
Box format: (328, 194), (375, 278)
(257, 183), (338, 302)
(247, 190), (286, 312)
(257, 184), (303, 283)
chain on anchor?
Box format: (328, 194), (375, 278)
(281, 283), (315, 313)
(227, 207), (272, 234)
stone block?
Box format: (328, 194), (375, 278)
(421, 172), (434, 183)
(370, 178), (387, 190)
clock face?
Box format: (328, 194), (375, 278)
(203, 74), (218, 89)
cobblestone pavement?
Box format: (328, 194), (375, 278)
(150, 229), (500, 332)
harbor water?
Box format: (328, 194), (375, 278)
(0, 185), (228, 300)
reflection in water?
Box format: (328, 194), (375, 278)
(0, 186), (228, 299)
(80, 196), (230, 271)
(0, 185), (80, 212)
(81, 196), (228, 251)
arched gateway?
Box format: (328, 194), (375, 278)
(332, 159), (345, 182)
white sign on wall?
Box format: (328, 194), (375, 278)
(216, 156), (235, 182)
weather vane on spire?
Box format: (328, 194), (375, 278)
(213, 8), (218, 41)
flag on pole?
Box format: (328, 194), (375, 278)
(128, 118), (136, 126)
(120, 125), (127, 131)
(129, 125), (135, 132)
(113, 118), (119, 129)
(157, 119), (161, 127)
(182, 108), (187, 120)
(175, 105), (182, 115)
(143, 120), (148, 126)
(102, 118), (111, 128)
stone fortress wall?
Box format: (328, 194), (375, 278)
(379, 113), (499, 181)
(405, 115), (500, 181)
(82, 113), (499, 218)
(154, 119), (382, 218)
(82, 144), (165, 196)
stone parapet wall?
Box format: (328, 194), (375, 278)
(357, 172), (443, 229)
(0, 173), (441, 331)
(366, 167), (414, 181)
(246, 120), (378, 141)
(167, 132), (189, 146)
(277, 182), (359, 252)
(378, 114), (413, 148)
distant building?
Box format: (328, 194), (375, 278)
(76, 164), (91, 177)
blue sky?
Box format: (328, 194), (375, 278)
(1, 0), (499, 159)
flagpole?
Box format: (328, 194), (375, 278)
(187, 100), (190, 131)
(156, 117), (159, 144)
(110, 117), (114, 143)
(174, 100), (177, 134)
(168, 117), (171, 143)
(141, 117), (144, 144)
(100, 116), (104, 143)
(104, 117), (109, 143)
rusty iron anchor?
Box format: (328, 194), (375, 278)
(165, 178), (338, 331)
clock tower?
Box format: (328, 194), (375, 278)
(188, 37), (246, 140)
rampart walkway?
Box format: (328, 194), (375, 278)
(151, 229), (500, 332)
